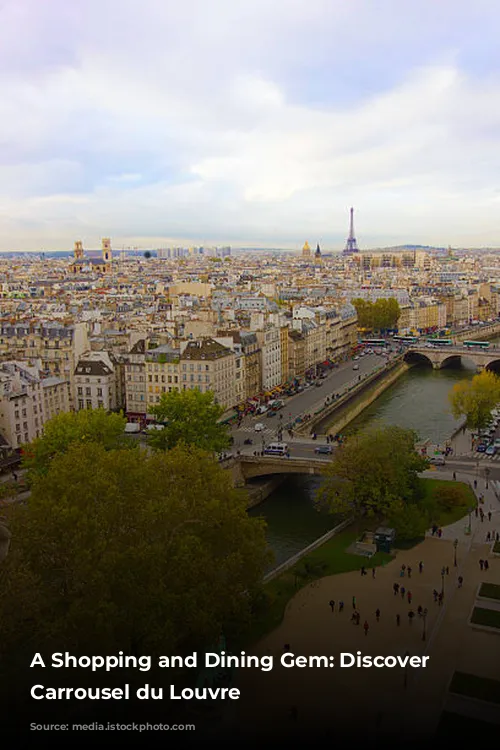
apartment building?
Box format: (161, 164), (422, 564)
(257, 328), (281, 391)
(0, 362), (44, 448)
(180, 338), (236, 409)
(145, 344), (181, 413)
(288, 329), (306, 380)
(240, 332), (261, 400)
(125, 339), (147, 421)
(74, 351), (119, 411)
(42, 376), (71, 422)
(0, 320), (89, 408)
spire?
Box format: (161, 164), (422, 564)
(315, 243), (321, 256)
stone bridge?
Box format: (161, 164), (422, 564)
(229, 454), (328, 485)
(405, 345), (500, 371)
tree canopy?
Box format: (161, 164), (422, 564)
(352, 298), (401, 332)
(22, 408), (127, 478)
(449, 370), (500, 432)
(148, 389), (231, 452)
(0, 443), (269, 665)
(318, 425), (427, 518)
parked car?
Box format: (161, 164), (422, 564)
(493, 438), (500, 448)
(428, 456), (445, 466)
(315, 445), (333, 455)
(254, 423), (265, 432)
(353, 364), (360, 370)
(486, 445), (497, 456)
(476, 443), (488, 452)
(315, 380), (323, 387)
(266, 409), (276, 418)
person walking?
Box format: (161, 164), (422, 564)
(474, 479), (478, 490)
(479, 559), (484, 571)
(475, 507), (479, 518)
(418, 561), (424, 574)
(396, 614), (401, 626)
(496, 532), (499, 542)
(372, 567), (376, 579)
(438, 592), (444, 606)
(453, 472), (456, 480)
(488, 511), (492, 522)
(407, 566), (412, 579)
(352, 596), (357, 609)
(393, 582), (399, 596)
(458, 576), (463, 588)
(408, 610), (415, 625)
(484, 560), (490, 571)
(407, 591), (412, 604)
(486, 531), (491, 542)
(339, 601), (344, 613)
(363, 620), (369, 636)
(433, 589), (438, 602)
(417, 605), (423, 617)
(400, 586), (406, 599)
(375, 609), (380, 622)
(329, 600), (335, 613)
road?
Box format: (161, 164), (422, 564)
(231, 351), (399, 448)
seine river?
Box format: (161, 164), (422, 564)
(250, 360), (477, 569)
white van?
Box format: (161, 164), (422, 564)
(124, 423), (140, 433)
(263, 442), (288, 456)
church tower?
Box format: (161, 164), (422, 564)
(302, 241), (311, 258)
(314, 243), (322, 264)
(74, 241), (84, 260)
(102, 238), (112, 263)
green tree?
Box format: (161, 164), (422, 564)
(0, 443), (269, 663)
(318, 425), (427, 518)
(449, 370), (500, 432)
(433, 483), (470, 512)
(22, 408), (127, 478)
(388, 501), (429, 541)
(148, 389), (230, 452)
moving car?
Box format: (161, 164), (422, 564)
(315, 380), (323, 387)
(428, 456), (445, 466)
(353, 364), (360, 370)
(476, 443), (488, 452)
(315, 444), (333, 455)
(486, 445), (497, 456)
(254, 423), (265, 432)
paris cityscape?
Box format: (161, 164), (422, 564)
(1, 0), (500, 745)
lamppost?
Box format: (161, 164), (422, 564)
(441, 567), (445, 597)
(453, 538), (458, 567)
(422, 608), (428, 641)
(467, 506), (473, 535)
(485, 467), (490, 490)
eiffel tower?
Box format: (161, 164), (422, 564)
(343, 207), (359, 255)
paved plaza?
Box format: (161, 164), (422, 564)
(235, 470), (500, 740)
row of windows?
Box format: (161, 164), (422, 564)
(148, 374), (179, 384)
(78, 399), (104, 410)
(77, 387), (104, 396)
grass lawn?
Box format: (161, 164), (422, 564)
(449, 671), (500, 704)
(245, 525), (393, 646)
(437, 711), (499, 738)
(420, 478), (474, 527)
(470, 607), (500, 629)
(479, 583), (500, 601)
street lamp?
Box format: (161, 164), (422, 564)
(467, 507), (473, 535)
(422, 608), (428, 641)
(441, 567), (445, 598)
(485, 467), (490, 490)
(453, 538), (458, 567)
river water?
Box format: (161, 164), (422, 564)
(250, 360), (478, 568)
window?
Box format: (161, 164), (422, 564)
(97, 388), (103, 397)
(97, 400), (104, 409)
(77, 387), (83, 395)
(85, 387), (91, 396)
(23, 421), (28, 430)
(16, 423), (20, 432)
(15, 410), (19, 419)
(78, 399), (84, 410)
(86, 400), (92, 409)
(24, 432), (29, 442)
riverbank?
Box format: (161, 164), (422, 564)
(320, 359), (410, 436)
(245, 476), (285, 508)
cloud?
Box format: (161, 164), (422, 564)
(0, 0), (499, 248)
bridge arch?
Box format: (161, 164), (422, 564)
(403, 351), (433, 367)
(439, 354), (475, 370)
(484, 358), (500, 373)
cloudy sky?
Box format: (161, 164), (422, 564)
(1, 0), (499, 251)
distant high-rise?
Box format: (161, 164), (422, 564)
(343, 207), (359, 255)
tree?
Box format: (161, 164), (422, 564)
(0, 443), (269, 665)
(449, 370), (500, 432)
(318, 425), (427, 518)
(432, 484), (470, 512)
(22, 409), (127, 478)
(388, 501), (429, 541)
(352, 298), (401, 332)
(148, 389), (230, 452)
